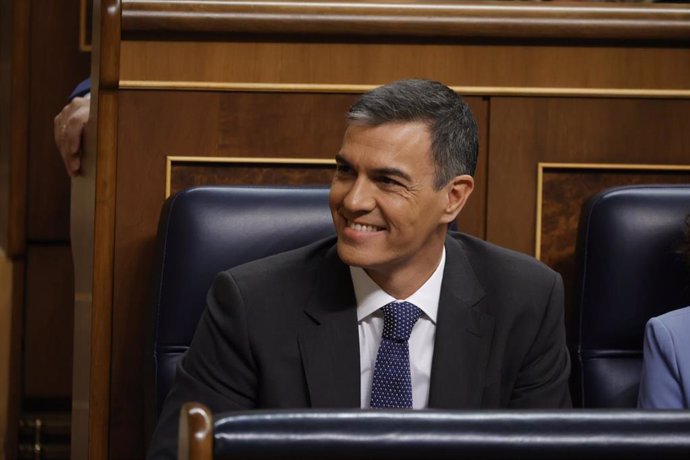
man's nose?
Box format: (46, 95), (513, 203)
(343, 176), (376, 212)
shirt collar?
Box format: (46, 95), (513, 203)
(351, 247), (446, 324)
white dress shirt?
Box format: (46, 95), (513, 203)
(351, 248), (445, 409)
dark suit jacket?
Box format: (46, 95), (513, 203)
(147, 233), (571, 458)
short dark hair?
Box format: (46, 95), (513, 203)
(347, 79), (478, 189)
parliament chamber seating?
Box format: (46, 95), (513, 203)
(572, 184), (690, 408)
(66, 1), (690, 457)
(152, 184), (690, 460)
(178, 403), (690, 460)
(148, 186), (335, 427)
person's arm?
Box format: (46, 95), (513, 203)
(637, 316), (684, 408)
(53, 78), (91, 176)
(147, 271), (258, 459)
(508, 272), (572, 408)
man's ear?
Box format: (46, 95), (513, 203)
(440, 175), (474, 224)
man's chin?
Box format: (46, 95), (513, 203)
(335, 241), (376, 269)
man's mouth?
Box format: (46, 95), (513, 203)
(348, 221), (384, 233)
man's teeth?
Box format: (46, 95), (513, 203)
(349, 222), (381, 233)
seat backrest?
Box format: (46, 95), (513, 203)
(572, 184), (690, 408)
(148, 186), (335, 419)
(178, 403), (690, 460)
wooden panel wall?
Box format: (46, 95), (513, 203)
(78, 1), (690, 459)
(0, 0), (90, 458)
(120, 41), (690, 91)
(488, 97), (690, 253)
(540, 165), (690, 338)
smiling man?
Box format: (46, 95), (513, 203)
(330, 121), (472, 300)
(148, 80), (571, 459)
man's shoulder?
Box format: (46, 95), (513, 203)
(223, 235), (338, 279)
(448, 232), (557, 280)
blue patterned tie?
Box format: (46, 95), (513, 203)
(370, 301), (422, 408)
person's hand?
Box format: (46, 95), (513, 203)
(53, 94), (90, 176)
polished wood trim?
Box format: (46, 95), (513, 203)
(122, 81), (372, 94)
(98, 0), (121, 90)
(84, 1), (122, 459)
(178, 403), (212, 460)
(165, 156), (336, 198)
(535, 165), (545, 262)
(168, 155), (336, 165)
(119, 81), (690, 99)
(5, 259), (24, 460)
(539, 162), (690, 171)
(0, 251), (10, 454)
(89, 90), (119, 460)
(4, 0), (30, 258)
(119, 38), (690, 91)
(535, 162), (690, 260)
(1, 2), (30, 453)
(80, 0), (92, 52)
(121, 0), (690, 41)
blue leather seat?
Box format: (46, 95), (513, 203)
(179, 403), (690, 460)
(148, 186), (335, 424)
(572, 184), (690, 408)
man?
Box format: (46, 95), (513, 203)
(147, 79), (571, 458)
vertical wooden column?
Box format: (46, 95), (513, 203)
(70, 0), (121, 458)
(0, 0), (29, 258)
(0, 252), (8, 460)
(0, 253), (23, 460)
(3, 0), (91, 455)
(0, 0), (29, 457)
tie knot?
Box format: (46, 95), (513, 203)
(381, 301), (421, 342)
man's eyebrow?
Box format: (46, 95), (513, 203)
(334, 153), (350, 165)
(334, 153), (412, 183)
(373, 166), (412, 183)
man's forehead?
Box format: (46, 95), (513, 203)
(344, 120), (431, 135)
(337, 144), (435, 187)
(339, 122), (431, 159)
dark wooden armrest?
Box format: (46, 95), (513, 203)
(178, 402), (212, 460)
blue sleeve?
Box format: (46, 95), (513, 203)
(637, 316), (684, 408)
(68, 78), (91, 100)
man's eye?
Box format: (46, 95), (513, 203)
(378, 176), (402, 187)
(335, 164), (353, 175)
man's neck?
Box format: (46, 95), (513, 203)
(365, 249), (445, 299)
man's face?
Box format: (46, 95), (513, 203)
(329, 121), (469, 283)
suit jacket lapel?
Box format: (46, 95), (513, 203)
(428, 235), (494, 409)
(298, 244), (361, 408)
